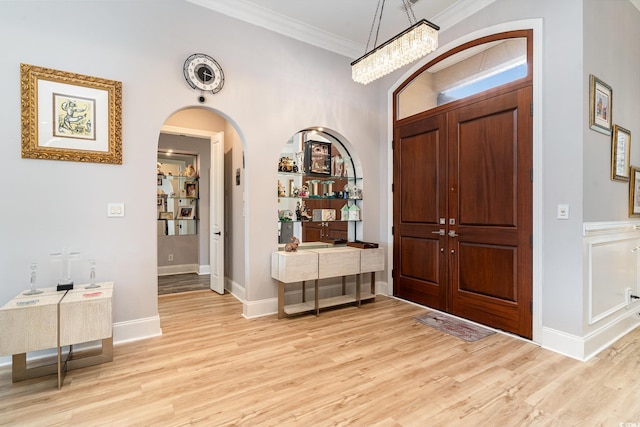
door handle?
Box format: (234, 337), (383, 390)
(448, 231), (458, 237)
(214, 231), (222, 236)
(432, 229), (445, 235)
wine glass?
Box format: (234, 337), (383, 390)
(23, 263), (43, 295)
(85, 259), (100, 289)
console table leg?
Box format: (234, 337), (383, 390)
(302, 280), (306, 303)
(278, 281), (285, 319)
(371, 272), (376, 295)
(314, 279), (319, 316)
(356, 274), (361, 306)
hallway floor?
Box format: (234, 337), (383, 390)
(158, 273), (210, 295)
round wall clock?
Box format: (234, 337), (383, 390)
(183, 53), (224, 94)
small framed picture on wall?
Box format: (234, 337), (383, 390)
(629, 166), (640, 217)
(611, 125), (631, 182)
(589, 74), (613, 135)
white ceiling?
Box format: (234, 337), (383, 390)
(186, 0), (497, 58)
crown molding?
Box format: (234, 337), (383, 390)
(186, 0), (363, 58)
(186, 0), (496, 59)
(630, 0), (640, 12)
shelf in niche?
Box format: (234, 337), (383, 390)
(277, 196), (362, 201)
(278, 220), (361, 224)
(278, 171), (361, 180)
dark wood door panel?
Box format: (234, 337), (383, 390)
(399, 132), (441, 224)
(457, 243), (516, 301)
(399, 237), (440, 283)
(457, 108), (518, 227)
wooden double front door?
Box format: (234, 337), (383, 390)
(393, 86), (533, 338)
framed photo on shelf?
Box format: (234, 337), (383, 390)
(159, 212), (173, 220)
(305, 141), (331, 175)
(177, 206), (195, 220)
(589, 74), (612, 135)
(184, 181), (198, 198)
(611, 125), (631, 182)
(20, 63), (122, 164)
(629, 166), (640, 217)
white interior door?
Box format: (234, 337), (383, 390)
(210, 131), (224, 293)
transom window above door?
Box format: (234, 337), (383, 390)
(396, 31), (531, 120)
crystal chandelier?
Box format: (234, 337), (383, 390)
(351, 0), (439, 85)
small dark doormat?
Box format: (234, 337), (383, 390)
(413, 312), (496, 342)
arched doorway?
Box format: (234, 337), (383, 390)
(156, 107), (245, 296)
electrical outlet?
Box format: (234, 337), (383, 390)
(168, 254), (174, 262)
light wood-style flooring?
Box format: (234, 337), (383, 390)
(1, 292), (639, 426)
(158, 273), (210, 295)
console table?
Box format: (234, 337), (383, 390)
(271, 247), (384, 318)
(0, 282), (113, 389)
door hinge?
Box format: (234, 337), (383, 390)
(392, 140), (395, 149)
(392, 226), (394, 236)
(392, 269), (394, 278)
(530, 102), (534, 116)
(530, 300), (533, 314)
(530, 168), (534, 182)
(530, 235), (533, 248)
(392, 183), (394, 192)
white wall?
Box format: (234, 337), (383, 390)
(0, 1), (385, 336)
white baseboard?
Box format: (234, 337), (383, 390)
(158, 264), (199, 276)
(243, 297), (277, 319)
(542, 310), (640, 361)
(198, 264), (211, 275)
(113, 315), (162, 345)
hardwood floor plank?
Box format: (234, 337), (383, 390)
(1, 292), (640, 425)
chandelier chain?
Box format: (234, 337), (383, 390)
(401, 0), (418, 24)
(365, 0), (384, 54)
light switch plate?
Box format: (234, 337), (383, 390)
(557, 204), (569, 220)
(107, 203), (125, 217)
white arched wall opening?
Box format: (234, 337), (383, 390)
(157, 106), (248, 301)
(386, 19), (544, 344)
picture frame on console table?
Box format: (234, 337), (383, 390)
(20, 63), (122, 164)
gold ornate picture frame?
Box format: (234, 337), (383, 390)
(629, 166), (640, 217)
(21, 63), (122, 164)
(611, 124), (631, 182)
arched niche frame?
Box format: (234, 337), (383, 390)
(276, 126), (364, 245)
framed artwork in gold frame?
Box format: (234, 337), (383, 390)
(629, 166), (640, 217)
(611, 125), (631, 182)
(20, 63), (122, 164)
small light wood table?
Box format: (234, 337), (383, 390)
(0, 282), (113, 389)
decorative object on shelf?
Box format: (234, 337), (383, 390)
(20, 63), (123, 164)
(348, 205), (361, 221)
(278, 180), (286, 197)
(296, 202), (302, 221)
(350, 0), (439, 85)
(159, 211), (174, 220)
(184, 181), (198, 197)
(341, 204), (350, 221)
(279, 209), (294, 222)
(322, 180), (335, 196)
(23, 263), (42, 296)
(278, 156), (298, 173)
(177, 206), (195, 220)
(86, 259), (100, 289)
(611, 125), (631, 182)
(288, 179), (295, 197)
(299, 185), (309, 198)
(185, 164), (197, 177)
(183, 53), (224, 96)
(305, 141), (332, 175)
(299, 201), (312, 221)
(51, 249), (81, 291)
(589, 74), (612, 135)
(295, 152), (305, 173)
(284, 237), (300, 252)
(332, 155), (344, 177)
(347, 241), (379, 249)
(313, 209), (336, 222)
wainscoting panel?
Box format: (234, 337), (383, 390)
(584, 222), (640, 325)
